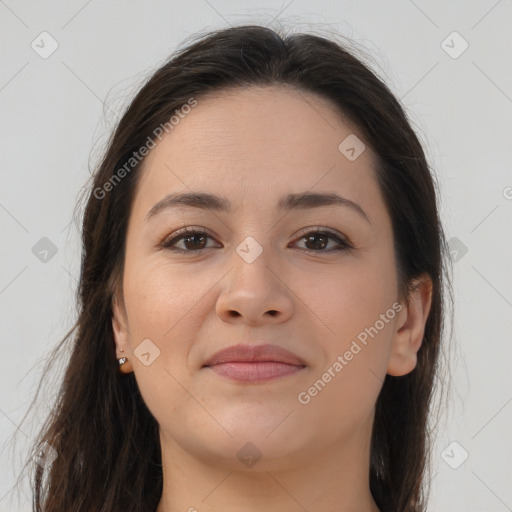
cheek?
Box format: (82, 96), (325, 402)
(122, 263), (209, 425)
(295, 274), (397, 436)
(124, 259), (208, 334)
(302, 250), (397, 408)
(120, 262), (201, 394)
(307, 247), (398, 342)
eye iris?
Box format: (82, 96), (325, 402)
(305, 233), (328, 250)
(183, 233), (207, 250)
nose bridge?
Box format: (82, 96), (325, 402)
(231, 230), (276, 293)
(215, 227), (293, 324)
(228, 201), (276, 260)
(229, 200), (292, 281)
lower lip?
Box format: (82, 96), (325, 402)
(205, 362), (306, 383)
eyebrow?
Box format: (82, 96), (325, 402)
(145, 191), (370, 223)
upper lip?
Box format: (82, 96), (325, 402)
(203, 343), (306, 367)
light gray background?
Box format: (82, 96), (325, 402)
(1, 1), (511, 511)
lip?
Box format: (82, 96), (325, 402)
(203, 343), (307, 383)
(203, 343), (306, 366)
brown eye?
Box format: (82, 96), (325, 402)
(160, 227), (218, 254)
(292, 228), (351, 253)
(160, 226), (351, 255)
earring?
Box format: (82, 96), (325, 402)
(117, 356), (132, 374)
(117, 348), (131, 374)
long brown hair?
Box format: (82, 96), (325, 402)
(15, 24), (452, 512)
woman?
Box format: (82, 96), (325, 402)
(25, 24), (451, 512)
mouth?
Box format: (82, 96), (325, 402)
(202, 343), (307, 383)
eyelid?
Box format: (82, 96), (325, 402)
(294, 226), (350, 243)
(158, 226), (218, 252)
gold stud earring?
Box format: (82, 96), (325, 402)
(117, 348), (131, 374)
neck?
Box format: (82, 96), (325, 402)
(155, 412), (381, 512)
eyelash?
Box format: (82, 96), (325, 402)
(159, 226), (352, 255)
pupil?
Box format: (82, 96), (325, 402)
(306, 234), (327, 250)
(185, 234), (206, 250)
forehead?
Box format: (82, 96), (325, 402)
(132, 85), (380, 218)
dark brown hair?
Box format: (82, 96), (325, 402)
(16, 24), (452, 512)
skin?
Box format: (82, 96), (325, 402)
(112, 85), (432, 512)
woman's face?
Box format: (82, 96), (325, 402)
(112, 86), (415, 471)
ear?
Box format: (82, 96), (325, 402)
(112, 294), (134, 374)
(387, 273), (433, 377)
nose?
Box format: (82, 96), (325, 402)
(215, 243), (294, 326)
